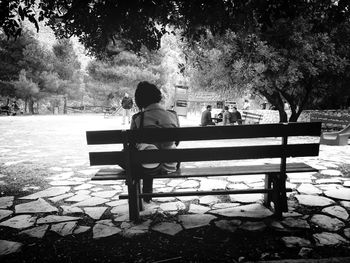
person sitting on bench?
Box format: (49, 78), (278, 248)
(230, 106), (242, 125)
(201, 105), (216, 126)
(130, 81), (180, 202)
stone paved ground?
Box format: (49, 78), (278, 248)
(0, 114), (349, 262)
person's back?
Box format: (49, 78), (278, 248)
(230, 107), (242, 125)
(222, 106), (231, 125)
(201, 105), (215, 126)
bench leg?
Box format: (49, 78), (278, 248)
(272, 173), (288, 219)
(127, 180), (141, 222)
(264, 173), (272, 208)
(138, 181), (144, 211)
(142, 177), (153, 203)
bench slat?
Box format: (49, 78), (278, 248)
(86, 130), (125, 145)
(91, 162), (317, 180)
(119, 188), (293, 199)
(89, 151), (124, 166)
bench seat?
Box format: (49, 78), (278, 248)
(242, 111), (263, 124)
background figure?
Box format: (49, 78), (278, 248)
(223, 106), (231, 125)
(243, 99), (250, 110)
(230, 107), (242, 125)
(130, 81), (180, 202)
(121, 92), (133, 124)
(201, 105), (215, 126)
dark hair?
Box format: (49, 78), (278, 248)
(135, 81), (162, 109)
(233, 106), (237, 110)
(224, 106), (229, 110)
(206, 105), (212, 109)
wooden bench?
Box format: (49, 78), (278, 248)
(103, 106), (121, 118)
(310, 112), (350, 131)
(242, 111), (263, 124)
(86, 122), (321, 221)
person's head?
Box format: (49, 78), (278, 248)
(206, 105), (212, 111)
(124, 92), (129, 97)
(232, 106), (237, 112)
(135, 81), (162, 110)
(224, 106), (229, 111)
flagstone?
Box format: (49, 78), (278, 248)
(340, 201), (350, 209)
(37, 215), (81, 224)
(229, 194), (264, 203)
(0, 210), (13, 221)
(343, 181), (350, 187)
(78, 169), (99, 176)
(19, 186), (71, 199)
(317, 184), (344, 191)
(84, 207), (107, 220)
(50, 180), (81, 186)
(0, 240), (23, 256)
(93, 221), (121, 239)
(282, 236), (312, 248)
(71, 197), (109, 207)
(199, 196), (220, 206)
(74, 184), (94, 190)
(73, 225), (91, 235)
(310, 214), (345, 232)
(19, 225), (49, 238)
(49, 193), (74, 202)
(297, 184), (322, 195)
(60, 206), (83, 215)
(91, 187), (105, 192)
(65, 194), (91, 202)
(322, 206), (349, 220)
(176, 196), (199, 202)
(110, 203), (129, 214)
(211, 202), (240, 210)
(324, 188), (350, 201)
(154, 187), (174, 193)
(199, 179), (227, 190)
(152, 222), (183, 236)
(114, 214), (129, 222)
(177, 180), (200, 189)
(15, 198), (58, 214)
(270, 221), (286, 231)
(179, 214), (216, 229)
(51, 221), (77, 236)
(91, 180), (122, 185)
(282, 211), (303, 217)
(226, 183), (249, 190)
(294, 194), (335, 207)
(313, 232), (349, 246)
(344, 228), (350, 239)
(122, 228), (148, 238)
(227, 174), (265, 183)
(239, 221), (266, 232)
(91, 190), (118, 198)
(167, 179), (186, 187)
(22, 185), (41, 191)
(214, 219), (241, 233)
(131, 219), (152, 231)
(110, 185), (123, 192)
(315, 178), (342, 184)
(209, 203), (273, 218)
(159, 201), (186, 212)
(281, 217), (310, 229)
(106, 199), (128, 206)
(0, 196), (14, 209)
(320, 169), (342, 177)
(0, 215), (36, 229)
(188, 204), (210, 214)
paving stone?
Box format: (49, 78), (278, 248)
(227, 183), (249, 190)
(176, 196), (199, 202)
(153, 197), (177, 203)
(282, 211), (303, 217)
(211, 202), (240, 210)
(60, 206), (84, 215)
(22, 185), (41, 191)
(229, 194), (264, 203)
(343, 181), (350, 187)
(313, 232), (349, 246)
(269, 221), (286, 231)
(297, 184), (322, 195)
(155, 187), (175, 193)
(344, 228), (350, 239)
(188, 204), (210, 214)
(159, 201), (186, 212)
(324, 188), (350, 201)
(73, 225), (91, 235)
(239, 221), (267, 232)
(209, 204), (273, 218)
(227, 174), (265, 183)
(110, 185), (123, 192)
(65, 194), (91, 202)
(340, 201), (350, 210)
(315, 178), (342, 184)
(140, 203), (159, 216)
(75, 190), (91, 196)
(51, 221), (77, 236)
(91, 180), (123, 185)
(317, 184), (344, 191)
(214, 219), (241, 232)
(320, 169), (342, 177)
(78, 169), (99, 176)
(179, 214), (216, 229)
(199, 195), (220, 206)
(37, 215), (81, 224)
(84, 207), (107, 220)
(0, 240), (23, 256)
(122, 228), (148, 238)
(0, 215), (36, 229)
(114, 214), (129, 222)
(151, 222), (183, 236)
(198, 179), (227, 190)
(93, 220), (121, 239)
(49, 193), (74, 202)
(110, 204), (129, 214)
(0, 210), (13, 221)
(91, 190), (118, 198)
(0, 196), (14, 209)
(71, 197), (109, 207)
(281, 217), (310, 229)
(106, 200), (128, 206)
(19, 225), (49, 238)
(167, 179), (186, 187)
(74, 184), (94, 190)
(295, 194), (335, 207)
(15, 198), (58, 214)
(322, 206), (349, 220)
(282, 236), (312, 248)
(50, 180), (81, 186)
(19, 186), (71, 199)
(130, 219), (152, 231)
(310, 214), (345, 232)
(177, 180), (200, 188)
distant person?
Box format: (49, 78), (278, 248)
(243, 99), (250, 110)
(201, 105), (215, 126)
(130, 81), (180, 202)
(222, 106), (231, 126)
(121, 92), (133, 124)
(230, 107), (242, 125)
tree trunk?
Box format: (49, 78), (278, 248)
(279, 109), (288, 123)
(28, 98), (34, 114)
(63, 96), (67, 114)
(24, 99), (28, 113)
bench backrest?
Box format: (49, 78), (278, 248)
(242, 111), (263, 124)
(310, 113), (350, 129)
(87, 122), (321, 167)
